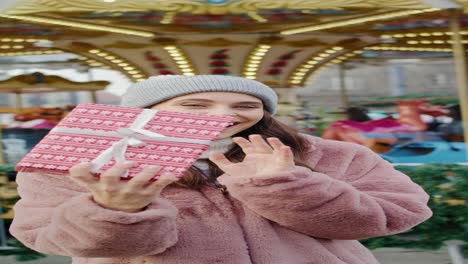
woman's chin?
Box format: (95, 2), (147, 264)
(216, 123), (248, 139)
(215, 133), (232, 140)
(215, 128), (236, 139)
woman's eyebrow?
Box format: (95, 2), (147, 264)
(235, 101), (263, 105)
(174, 99), (214, 103)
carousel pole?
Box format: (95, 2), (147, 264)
(449, 8), (468, 161)
(338, 63), (350, 108)
(88, 68), (97, 103)
(14, 92), (22, 111)
(91, 91), (97, 103)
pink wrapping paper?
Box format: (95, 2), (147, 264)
(16, 103), (233, 179)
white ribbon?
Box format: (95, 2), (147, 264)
(51, 109), (211, 176)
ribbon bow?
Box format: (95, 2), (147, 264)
(91, 109), (167, 176)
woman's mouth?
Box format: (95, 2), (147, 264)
(227, 122), (241, 128)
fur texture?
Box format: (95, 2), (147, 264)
(10, 135), (432, 264)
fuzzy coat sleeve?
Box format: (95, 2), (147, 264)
(217, 135), (433, 240)
(9, 171), (178, 257)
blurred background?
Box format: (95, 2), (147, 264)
(0, 0), (466, 263)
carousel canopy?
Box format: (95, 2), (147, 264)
(0, 0), (467, 87)
(0, 72), (109, 93)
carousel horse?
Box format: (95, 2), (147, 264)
(321, 100), (449, 153)
(8, 105), (75, 129)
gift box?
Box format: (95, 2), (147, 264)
(16, 103), (233, 179)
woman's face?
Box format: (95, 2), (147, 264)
(150, 92), (264, 139)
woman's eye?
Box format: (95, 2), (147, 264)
(181, 104), (206, 107)
(236, 105), (258, 109)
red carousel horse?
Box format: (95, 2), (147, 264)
(321, 100), (449, 153)
(8, 105), (75, 129)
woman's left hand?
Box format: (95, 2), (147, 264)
(209, 135), (296, 178)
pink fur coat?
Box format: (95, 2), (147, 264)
(10, 135), (432, 264)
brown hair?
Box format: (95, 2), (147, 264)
(174, 111), (312, 189)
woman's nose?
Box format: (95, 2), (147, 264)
(214, 107), (237, 116)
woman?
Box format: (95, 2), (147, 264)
(10, 75), (432, 264)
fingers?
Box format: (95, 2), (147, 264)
(126, 165), (162, 189)
(208, 151), (233, 170)
(69, 163), (98, 186)
(267, 137), (295, 166)
(266, 137), (286, 151)
(234, 135), (286, 154)
(232, 137), (255, 154)
(233, 135), (273, 154)
(249, 135), (273, 153)
(249, 136), (295, 167)
(100, 161), (136, 185)
(278, 146), (295, 167)
(147, 173), (178, 194)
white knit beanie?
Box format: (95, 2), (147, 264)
(120, 75), (278, 114)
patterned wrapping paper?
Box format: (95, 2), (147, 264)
(16, 103), (233, 179)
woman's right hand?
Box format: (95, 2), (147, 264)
(69, 162), (177, 213)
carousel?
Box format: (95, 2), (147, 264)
(0, 5), (465, 112)
(0, 0), (466, 157)
(0, 0), (467, 261)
